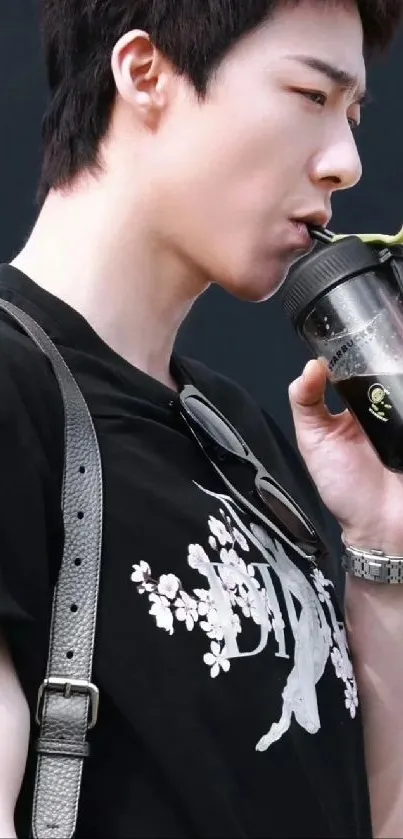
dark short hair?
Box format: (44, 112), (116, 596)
(37, 0), (402, 202)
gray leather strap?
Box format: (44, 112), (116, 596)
(0, 300), (103, 839)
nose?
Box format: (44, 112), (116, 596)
(310, 127), (363, 193)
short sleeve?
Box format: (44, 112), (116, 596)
(0, 317), (64, 706)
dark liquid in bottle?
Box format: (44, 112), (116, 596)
(335, 373), (403, 472)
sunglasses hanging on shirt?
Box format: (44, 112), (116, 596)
(178, 384), (325, 562)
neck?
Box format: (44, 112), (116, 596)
(12, 180), (207, 389)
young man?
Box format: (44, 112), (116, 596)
(0, 0), (402, 836)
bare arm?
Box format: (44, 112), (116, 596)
(0, 629), (30, 838)
(346, 578), (403, 839)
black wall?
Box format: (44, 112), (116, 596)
(1, 0), (402, 445)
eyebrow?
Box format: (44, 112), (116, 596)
(288, 55), (369, 105)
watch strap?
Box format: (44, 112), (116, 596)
(342, 541), (403, 584)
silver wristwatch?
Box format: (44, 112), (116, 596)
(342, 539), (403, 584)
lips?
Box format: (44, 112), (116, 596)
(290, 220), (314, 251)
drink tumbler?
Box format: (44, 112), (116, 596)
(282, 236), (403, 472)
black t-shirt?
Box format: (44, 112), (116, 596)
(0, 264), (371, 838)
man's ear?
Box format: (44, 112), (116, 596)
(111, 29), (173, 126)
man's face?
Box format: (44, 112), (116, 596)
(146, 1), (366, 301)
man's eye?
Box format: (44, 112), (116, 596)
(298, 90), (327, 107)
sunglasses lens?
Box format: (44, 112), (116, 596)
(184, 396), (246, 456)
(257, 478), (319, 550)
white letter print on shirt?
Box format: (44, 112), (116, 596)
(130, 486), (358, 751)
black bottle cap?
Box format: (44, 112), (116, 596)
(281, 236), (383, 333)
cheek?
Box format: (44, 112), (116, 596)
(152, 99), (310, 280)
(198, 109), (309, 217)
(157, 86), (309, 217)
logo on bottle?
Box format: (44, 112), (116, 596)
(368, 384), (392, 422)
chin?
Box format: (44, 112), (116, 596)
(224, 256), (293, 303)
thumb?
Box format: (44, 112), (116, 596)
(289, 359), (333, 432)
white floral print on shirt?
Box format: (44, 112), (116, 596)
(133, 509), (266, 627)
(131, 509), (269, 689)
(130, 490), (359, 751)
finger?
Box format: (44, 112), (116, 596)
(289, 359), (333, 429)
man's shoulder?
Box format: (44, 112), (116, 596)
(0, 308), (64, 452)
(0, 306), (49, 360)
(0, 308), (53, 392)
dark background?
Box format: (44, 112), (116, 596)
(0, 0), (402, 444)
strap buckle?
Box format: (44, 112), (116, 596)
(36, 677), (100, 730)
